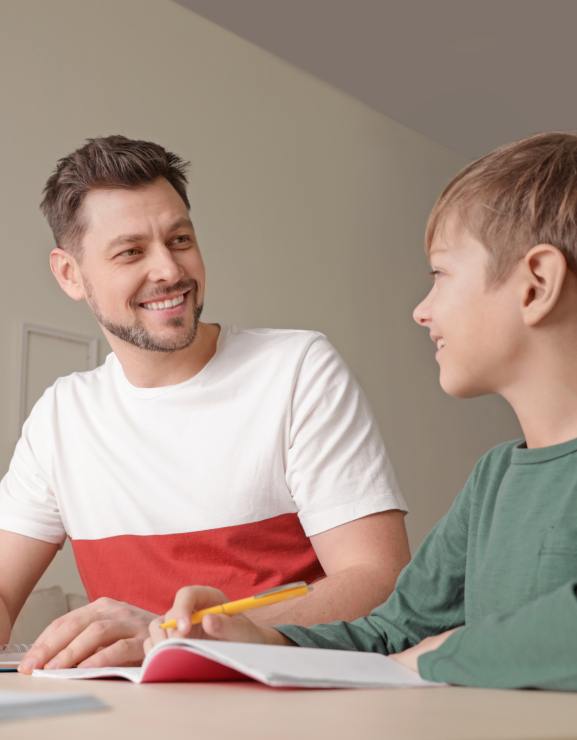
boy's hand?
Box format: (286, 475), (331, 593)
(145, 586), (289, 653)
(389, 628), (460, 673)
(18, 598), (156, 673)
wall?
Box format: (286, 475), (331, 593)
(0, 0), (519, 596)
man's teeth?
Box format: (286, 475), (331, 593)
(142, 294), (185, 310)
(437, 339), (446, 350)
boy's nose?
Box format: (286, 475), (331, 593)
(412, 295), (431, 326)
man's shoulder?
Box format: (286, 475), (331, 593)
(224, 326), (329, 360)
(227, 326), (326, 345)
(37, 355), (114, 405)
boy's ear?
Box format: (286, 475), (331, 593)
(520, 244), (567, 326)
(49, 247), (86, 301)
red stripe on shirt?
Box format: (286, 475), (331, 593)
(71, 513), (325, 613)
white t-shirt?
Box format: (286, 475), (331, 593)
(0, 326), (405, 611)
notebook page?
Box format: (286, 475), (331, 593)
(32, 667), (143, 682)
(176, 640), (442, 688)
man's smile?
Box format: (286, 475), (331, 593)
(139, 292), (188, 311)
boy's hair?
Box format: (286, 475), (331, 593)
(426, 132), (577, 283)
(40, 135), (190, 254)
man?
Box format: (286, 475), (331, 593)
(0, 136), (409, 673)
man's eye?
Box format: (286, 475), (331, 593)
(170, 234), (192, 248)
(429, 269), (442, 280)
(117, 248), (141, 258)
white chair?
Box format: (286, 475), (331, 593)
(10, 586), (88, 644)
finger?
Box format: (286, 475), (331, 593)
(148, 617), (169, 647)
(201, 613), (273, 644)
(19, 607), (99, 673)
(43, 619), (141, 669)
(172, 586), (227, 618)
(77, 636), (145, 668)
(165, 586), (228, 637)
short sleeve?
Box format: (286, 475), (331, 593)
(0, 390), (65, 544)
(286, 335), (406, 536)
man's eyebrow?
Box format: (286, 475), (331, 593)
(106, 218), (194, 251)
(167, 217), (194, 232)
(107, 233), (146, 250)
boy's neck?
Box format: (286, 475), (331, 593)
(503, 329), (577, 448)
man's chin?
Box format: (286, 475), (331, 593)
(101, 321), (199, 353)
(135, 329), (199, 353)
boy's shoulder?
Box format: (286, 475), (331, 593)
(477, 439), (522, 465)
(468, 439), (522, 491)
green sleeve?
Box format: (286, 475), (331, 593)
(419, 580), (577, 690)
(278, 474), (473, 652)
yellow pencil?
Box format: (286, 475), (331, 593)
(160, 581), (311, 629)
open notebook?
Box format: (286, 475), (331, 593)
(32, 638), (442, 689)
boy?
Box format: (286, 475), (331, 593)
(147, 132), (577, 690)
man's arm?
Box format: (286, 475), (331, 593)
(146, 484), (470, 652)
(0, 530), (59, 644)
(0, 533), (155, 673)
(250, 510), (410, 626)
(18, 596), (158, 672)
(274, 478), (472, 654)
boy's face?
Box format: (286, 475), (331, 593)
(413, 214), (524, 398)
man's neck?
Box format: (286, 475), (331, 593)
(108, 322), (221, 388)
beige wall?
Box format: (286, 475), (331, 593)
(0, 0), (519, 597)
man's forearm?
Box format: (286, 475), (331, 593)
(0, 596), (12, 644)
(251, 563), (397, 627)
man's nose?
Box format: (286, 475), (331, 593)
(147, 245), (183, 282)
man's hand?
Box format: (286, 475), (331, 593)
(145, 586), (289, 653)
(18, 597), (156, 673)
(389, 628), (461, 673)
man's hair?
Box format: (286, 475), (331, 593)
(40, 135), (190, 253)
(426, 132), (577, 283)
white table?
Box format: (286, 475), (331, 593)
(2, 672), (577, 740)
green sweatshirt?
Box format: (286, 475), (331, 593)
(279, 437), (577, 690)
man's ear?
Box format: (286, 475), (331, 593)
(49, 247), (85, 301)
(520, 244), (567, 326)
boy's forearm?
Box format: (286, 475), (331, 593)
(418, 580), (577, 690)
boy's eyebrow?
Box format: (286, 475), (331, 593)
(106, 218), (194, 251)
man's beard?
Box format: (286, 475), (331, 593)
(85, 278), (203, 353)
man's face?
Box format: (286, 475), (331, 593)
(74, 177), (205, 353)
(412, 215), (524, 398)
